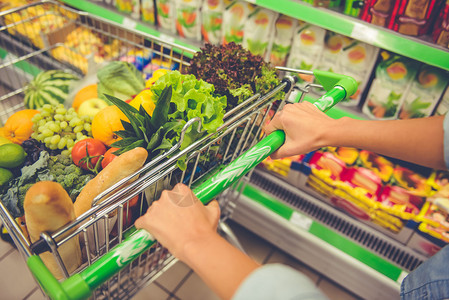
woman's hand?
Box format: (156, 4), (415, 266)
(263, 101), (336, 159)
(135, 183), (220, 261)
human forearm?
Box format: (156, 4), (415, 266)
(182, 232), (260, 300)
(324, 115), (446, 170)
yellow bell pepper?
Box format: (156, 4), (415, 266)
(129, 89), (156, 116)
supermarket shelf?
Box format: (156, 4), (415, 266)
(250, 0), (449, 71)
(228, 169), (428, 299)
(58, 0), (201, 56)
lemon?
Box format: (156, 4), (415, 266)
(0, 143), (26, 168)
(0, 136), (12, 146)
(0, 167), (13, 187)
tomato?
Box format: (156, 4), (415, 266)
(72, 138), (107, 172)
(101, 147), (120, 169)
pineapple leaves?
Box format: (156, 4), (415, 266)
(108, 86), (173, 157)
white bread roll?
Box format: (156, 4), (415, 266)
(74, 147), (148, 217)
(24, 181), (82, 279)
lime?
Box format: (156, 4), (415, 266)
(0, 167), (13, 187)
(0, 136), (12, 146)
(0, 143), (26, 168)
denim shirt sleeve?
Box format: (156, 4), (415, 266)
(232, 264), (328, 300)
(443, 113), (449, 169)
(401, 245), (449, 300)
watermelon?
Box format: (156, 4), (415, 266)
(24, 70), (79, 109)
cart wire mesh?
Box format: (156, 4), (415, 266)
(0, 1), (294, 299)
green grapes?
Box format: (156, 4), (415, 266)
(31, 104), (93, 153)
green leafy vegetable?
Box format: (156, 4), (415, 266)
(109, 71), (227, 170)
(187, 42), (283, 108)
(97, 61), (146, 102)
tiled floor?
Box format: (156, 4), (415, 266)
(0, 219), (361, 300)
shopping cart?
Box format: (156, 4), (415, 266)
(0, 1), (357, 299)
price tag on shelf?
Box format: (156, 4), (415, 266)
(351, 23), (378, 45)
(290, 211), (312, 231)
(122, 17), (137, 30)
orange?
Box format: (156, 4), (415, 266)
(91, 105), (129, 146)
(72, 83), (98, 111)
(1, 109), (39, 144)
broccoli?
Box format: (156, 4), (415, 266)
(63, 173), (78, 189)
(68, 174), (94, 201)
(65, 164), (82, 176)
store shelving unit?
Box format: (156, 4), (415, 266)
(54, 1), (449, 298)
(250, 0), (449, 71)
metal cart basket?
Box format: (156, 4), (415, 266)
(0, 1), (356, 299)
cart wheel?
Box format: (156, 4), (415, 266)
(0, 224), (16, 249)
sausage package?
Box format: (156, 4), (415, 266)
(391, 0), (443, 36)
(432, 0), (449, 48)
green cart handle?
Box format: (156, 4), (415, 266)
(27, 72), (357, 300)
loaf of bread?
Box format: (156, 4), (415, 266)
(74, 147), (148, 217)
(24, 181), (82, 279)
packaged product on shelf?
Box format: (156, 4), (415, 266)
(362, 51), (420, 119)
(338, 40), (379, 106)
(269, 14), (297, 67)
(391, 166), (433, 196)
(242, 7), (278, 60)
(116, 0), (140, 19)
(343, 0), (365, 17)
(391, 0), (443, 36)
(313, 32), (378, 106)
(305, 150), (407, 233)
(398, 64), (449, 119)
(141, 0), (156, 25)
(433, 86), (449, 115)
(315, 32), (348, 75)
(201, 0), (226, 44)
(358, 150), (394, 183)
(175, 0), (201, 41)
(416, 199), (449, 243)
(156, 0), (176, 34)
(360, 0), (400, 28)
(221, 0), (254, 45)
(327, 147), (359, 166)
(286, 22), (326, 86)
(432, 1), (449, 48)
